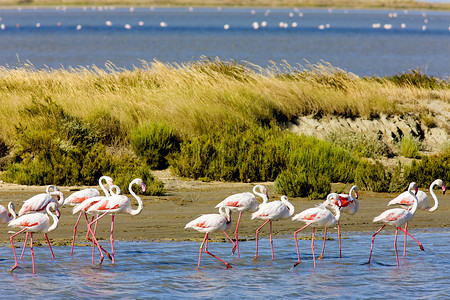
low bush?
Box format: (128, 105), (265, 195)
(274, 167), (331, 199)
(402, 150), (450, 188)
(399, 135), (422, 158)
(354, 160), (391, 192)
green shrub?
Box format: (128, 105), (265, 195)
(274, 168), (331, 199)
(130, 122), (181, 170)
(399, 135), (421, 158)
(403, 150), (450, 188)
(386, 69), (448, 89)
(355, 160), (391, 192)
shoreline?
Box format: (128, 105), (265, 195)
(0, 170), (448, 245)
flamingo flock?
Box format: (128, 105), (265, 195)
(0, 176), (145, 275)
(0, 176), (446, 274)
(185, 179), (445, 269)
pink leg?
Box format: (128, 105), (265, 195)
(30, 233), (35, 275)
(204, 236), (232, 268)
(338, 221), (342, 258)
(253, 220), (270, 260)
(9, 228), (27, 272)
(44, 233), (55, 259)
(269, 221), (274, 260)
(86, 213), (109, 265)
(398, 226), (424, 251)
(293, 223), (311, 268)
(312, 227), (316, 269)
(110, 215), (115, 264)
(197, 233), (208, 268)
(233, 212), (242, 257)
(222, 231), (236, 250)
(318, 227), (328, 260)
(394, 227), (399, 267)
(71, 212), (83, 256)
(368, 224), (386, 264)
(20, 232), (29, 259)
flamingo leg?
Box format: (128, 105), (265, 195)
(233, 212), (242, 257)
(44, 233), (55, 259)
(368, 224), (386, 264)
(30, 233), (35, 275)
(86, 214), (108, 265)
(197, 233), (208, 268)
(110, 215), (115, 264)
(9, 227), (27, 272)
(20, 232), (29, 260)
(222, 230), (236, 250)
(293, 223), (311, 268)
(318, 227), (328, 260)
(394, 227), (399, 267)
(311, 227), (316, 269)
(204, 235), (232, 269)
(269, 221), (274, 260)
(253, 220), (270, 260)
(398, 226), (424, 251)
(338, 220), (342, 259)
(70, 211), (83, 256)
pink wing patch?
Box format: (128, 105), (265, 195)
(195, 221), (207, 228)
(384, 212), (400, 221)
(226, 200), (241, 207)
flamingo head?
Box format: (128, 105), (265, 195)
(56, 209), (61, 219)
(442, 184), (446, 195)
(410, 182), (419, 195)
(141, 181), (147, 193)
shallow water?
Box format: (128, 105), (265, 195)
(1, 229), (449, 299)
(0, 8), (449, 77)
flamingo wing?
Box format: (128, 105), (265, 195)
(185, 214), (227, 233)
(373, 208), (409, 225)
(9, 213), (48, 231)
(72, 196), (105, 214)
(19, 194), (54, 216)
(217, 192), (258, 212)
(65, 188), (100, 206)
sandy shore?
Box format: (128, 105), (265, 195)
(0, 170), (448, 246)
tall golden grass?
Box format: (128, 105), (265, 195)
(0, 58), (449, 144)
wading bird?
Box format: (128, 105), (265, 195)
(388, 179), (446, 256)
(8, 202), (60, 275)
(251, 195), (295, 260)
(293, 193), (341, 269)
(215, 184), (268, 257)
(323, 185), (359, 258)
(0, 202), (16, 224)
(185, 206), (235, 268)
(86, 178), (146, 265)
(368, 182), (423, 267)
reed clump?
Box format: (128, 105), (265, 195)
(0, 59), (448, 196)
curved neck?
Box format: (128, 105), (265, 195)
(47, 206), (60, 232)
(349, 185), (359, 211)
(51, 191), (65, 206)
(408, 185), (419, 215)
(428, 181), (440, 212)
(99, 176), (111, 196)
(253, 185), (269, 204)
(128, 180), (143, 216)
(7, 202), (17, 221)
(333, 204), (341, 221)
(281, 196), (295, 217)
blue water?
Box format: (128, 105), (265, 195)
(0, 7), (449, 77)
(1, 229), (449, 298)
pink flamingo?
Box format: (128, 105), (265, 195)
(0, 202), (17, 224)
(251, 195), (295, 260)
(185, 206), (235, 268)
(18, 186), (65, 259)
(86, 178), (146, 265)
(71, 185), (121, 260)
(323, 185), (359, 258)
(8, 202), (60, 275)
(368, 182), (423, 267)
(292, 193), (341, 269)
(388, 179), (446, 256)
(215, 184), (268, 257)
(67, 176), (114, 256)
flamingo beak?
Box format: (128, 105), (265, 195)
(355, 191), (359, 199)
(56, 209), (61, 219)
(141, 182), (147, 193)
(414, 186), (419, 195)
(443, 184), (446, 195)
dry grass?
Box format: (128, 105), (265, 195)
(0, 59), (449, 144)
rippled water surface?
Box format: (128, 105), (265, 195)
(0, 229), (449, 299)
(0, 8), (449, 77)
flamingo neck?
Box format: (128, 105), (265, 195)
(7, 202), (17, 221)
(281, 197), (295, 217)
(128, 180), (143, 216)
(51, 191), (65, 206)
(428, 180), (440, 212)
(46, 206), (60, 232)
(99, 176), (111, 196)
(408, 185), (419, 216)
(253, 185), (269, 204)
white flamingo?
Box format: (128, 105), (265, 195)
(0, 202), (17, 224)
(388, 179), (445, 256)
(251, 195), (295, 260)
(215, 184), (268, 257)
(185, 206), (235, 268)
(368, 182), (423, 267)
(293, 193), (342, 268)
(323, 185), (359, 258)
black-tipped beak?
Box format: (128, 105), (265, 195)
(56, 209), (61, 219)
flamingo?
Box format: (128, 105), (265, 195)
(0, 202), (17, 223)
(368, 182), (423, 267)
(292, 193), (342, 269)
(388, 179), (445, 256)
(185, 206), (235, 269)
(251, 195), (295, 260)
(8, 202), (60, 275)
(215, 184), (268, 257)
(71, 185), (121, 260)
(86, 178), (146, 265)
(323, 185), (359, 258)
(68, 175), (114, 256)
